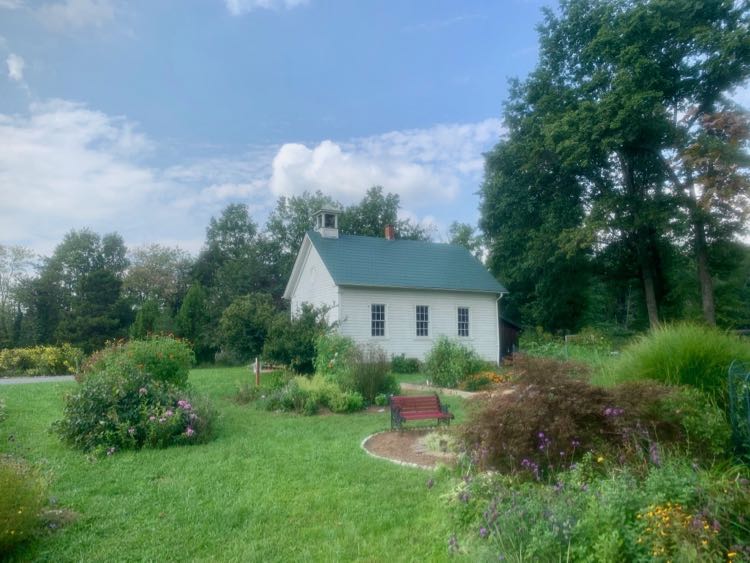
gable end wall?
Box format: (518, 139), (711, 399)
(289, 245), (339, 326)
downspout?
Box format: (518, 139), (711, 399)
(496, 293), (505, 366)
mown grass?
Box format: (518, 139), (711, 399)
(1, 368), (467, 562)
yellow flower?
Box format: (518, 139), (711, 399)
(596, 456), (604, 463)
(727, 553), (737, 559)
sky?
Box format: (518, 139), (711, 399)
(0, 0), (747, 256)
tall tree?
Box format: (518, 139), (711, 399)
(448, 222), (484, 260)
(123, 244), (193, 310)
(482, 0), (750, 330)
(339, 186), (432, 240)
(0, 244), (33, 347)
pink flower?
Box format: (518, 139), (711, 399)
(185, 426), (195, 437)
(149, 415), (156, 421)
(138, 387), (147, 396)
(165, 409), (174, 417)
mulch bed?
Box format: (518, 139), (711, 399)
(362, 429), (456, 469)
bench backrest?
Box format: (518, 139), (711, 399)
(390, 395), (441, 412)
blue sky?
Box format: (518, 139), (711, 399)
(0, 0), (647, 255)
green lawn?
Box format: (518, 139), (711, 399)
(1, 368), (467, 562)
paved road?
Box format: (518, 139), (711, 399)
(0, 375), (75, 385)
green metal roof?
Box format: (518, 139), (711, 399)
(307, 230), (507, 294)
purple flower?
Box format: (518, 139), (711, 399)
(165, 409), (174, 417)
(479, 527), (488, 538)
(177, 400), (192, 411)
(185, 426), (195, 437)
(149, 415), (156, 421)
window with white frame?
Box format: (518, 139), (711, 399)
(458, 307), (469, 337)
(416, 305), (429, 336)
(371, 304), (385, 336)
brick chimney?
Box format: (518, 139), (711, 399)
(384, 224), (395, 240)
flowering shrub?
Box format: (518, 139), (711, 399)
(0, 344), (84, 377)
(0, 456), (46, 556)
(461, 356), (730, 477)
(54, 367), (215, 453)
(424, 337), (487, 388)
(81, 335), (194, 387)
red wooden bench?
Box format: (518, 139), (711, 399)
(389, 394), (454, 430)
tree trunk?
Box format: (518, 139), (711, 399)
(638, 241), (661, 328)
(693, 215), (716, 325)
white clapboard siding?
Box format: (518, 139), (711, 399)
(337, 286), (498, 362)
(289, 245), (340, 326)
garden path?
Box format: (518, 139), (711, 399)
(0, 375), (74, 384)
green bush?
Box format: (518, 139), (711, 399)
(81, 335), (195, 387)
(218, 293), (277, 362)
(391, 354), (421, 374)
(0, 456), (46, 556)
(54, 367), (215, 453)
(374, 393), (389, 407)
(263, 305), (329, 374)
(262, 375), (365, 415)
(424, 337), (486, 388)
(0, 398), (5, 423)
(314, 333), (357, 387)
(0, 344), (84, 377)
(610, 323), (750, 403)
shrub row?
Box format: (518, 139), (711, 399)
(0, 344), (84, 377)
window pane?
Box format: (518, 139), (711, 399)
(416, 305), (429, 336)
(458, 307), (469, 337)
(371, 304), (385, 336)
(324, 213), (336, 228)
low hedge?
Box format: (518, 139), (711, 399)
(0, 344), (84, 377)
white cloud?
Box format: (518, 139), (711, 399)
(6, 53), (24, 82)
(224, 0), (308, 16)
(37, 0), (115, 31)
(269, 118), (503, 209)
(0, 98), (502, 254)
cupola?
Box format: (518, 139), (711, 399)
(313, 208), (340, 238)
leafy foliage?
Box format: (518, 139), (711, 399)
(81, 336), (195, 387)
(263, 305), (329, 374)
(261, 374), (364, 415)
(0, 456), (46, 556)
(390, 354), (420, 374)
(450, 459), (750, 562)
(461, 355), (731, 476)
(218, 292), (277, 362)
(0, 344), (83, 376)
(424, 337), (486, 388)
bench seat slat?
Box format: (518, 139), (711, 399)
(389, 394), (453, 429)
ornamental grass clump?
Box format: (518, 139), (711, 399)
(610, 323), (750, 404)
